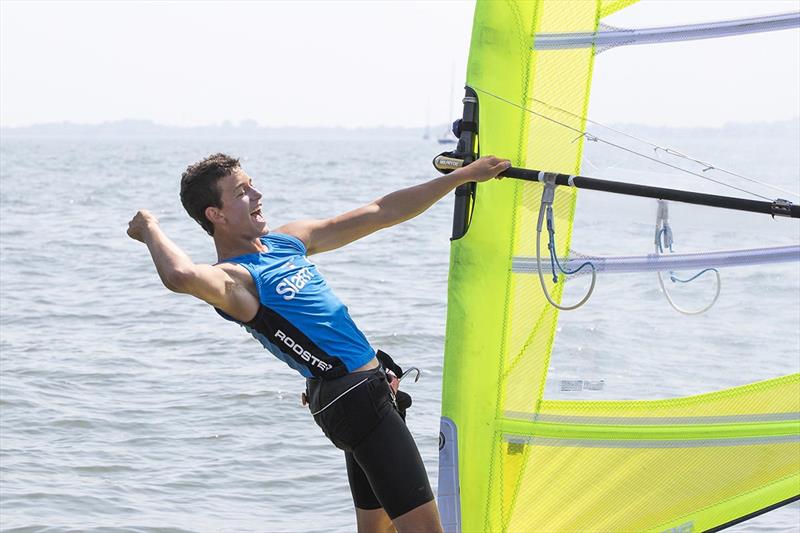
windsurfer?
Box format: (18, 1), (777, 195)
(126, 153), (510, 533)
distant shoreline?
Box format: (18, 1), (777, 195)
(0, 120), (441, 140)
(1, 118), (798, 141)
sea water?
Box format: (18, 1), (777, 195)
(1, 130), (798, 532)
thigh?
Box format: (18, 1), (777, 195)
(351, 409), (435, 520)
(345, 450), (381, 511)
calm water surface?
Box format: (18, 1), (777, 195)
(1, 133), (798, 532)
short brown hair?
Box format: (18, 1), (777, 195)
(180, 153), (241, 235)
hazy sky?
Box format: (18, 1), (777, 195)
(1, 1), (798, 128)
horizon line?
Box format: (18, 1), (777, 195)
(2, 116), (799, 133)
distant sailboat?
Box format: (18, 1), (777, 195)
(437, 124), (454, 144)
(423, 99), (431, 140)
(438, 66), (456, 144)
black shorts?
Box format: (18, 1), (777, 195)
(306, 366), (434, 519)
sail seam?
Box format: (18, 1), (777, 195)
(503, 412), (800, 424)
(501, 434), (800, 447)
(651, 473), (800, 532)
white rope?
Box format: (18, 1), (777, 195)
(655, 200), (721, 315)
(535, 176), (596, 311)
(656, 267), (721, 315)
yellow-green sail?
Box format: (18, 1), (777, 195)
(437, 1), (800, 532)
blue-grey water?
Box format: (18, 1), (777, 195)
(1, 130), (798, 532)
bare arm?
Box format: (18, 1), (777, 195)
(127, 210), (256, 320)
(279, 156), (510, 255)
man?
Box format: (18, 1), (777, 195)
(127, 153), (510, 532)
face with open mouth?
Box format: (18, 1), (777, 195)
(250, 204), (265, 224)
(217, 169), (268, 236)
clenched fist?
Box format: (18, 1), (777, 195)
(127, 209), (159, 243)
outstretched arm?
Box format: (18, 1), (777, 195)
(127, 210), (256, 320)
(279, 156), (510, 255)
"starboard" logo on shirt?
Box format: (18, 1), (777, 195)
(275, 266), (315, 301)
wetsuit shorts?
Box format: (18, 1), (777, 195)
(306, 366), (434, 519)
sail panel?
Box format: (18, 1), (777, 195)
(438, 1), (800, 532)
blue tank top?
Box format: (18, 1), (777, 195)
(216, 233), (375, 378)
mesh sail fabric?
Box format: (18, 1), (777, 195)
(437, 1), (800, 532)
(500, 375), (800, 532)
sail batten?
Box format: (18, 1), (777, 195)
(534, 12), (800, 50)
(512, 245), (800, 275)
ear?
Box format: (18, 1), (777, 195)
(205, 205), (225, 227)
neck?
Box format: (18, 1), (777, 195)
(214, 233), (268, 261)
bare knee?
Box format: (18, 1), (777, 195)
(356, 507), (396, 533)
(391, 500), (443, 533)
